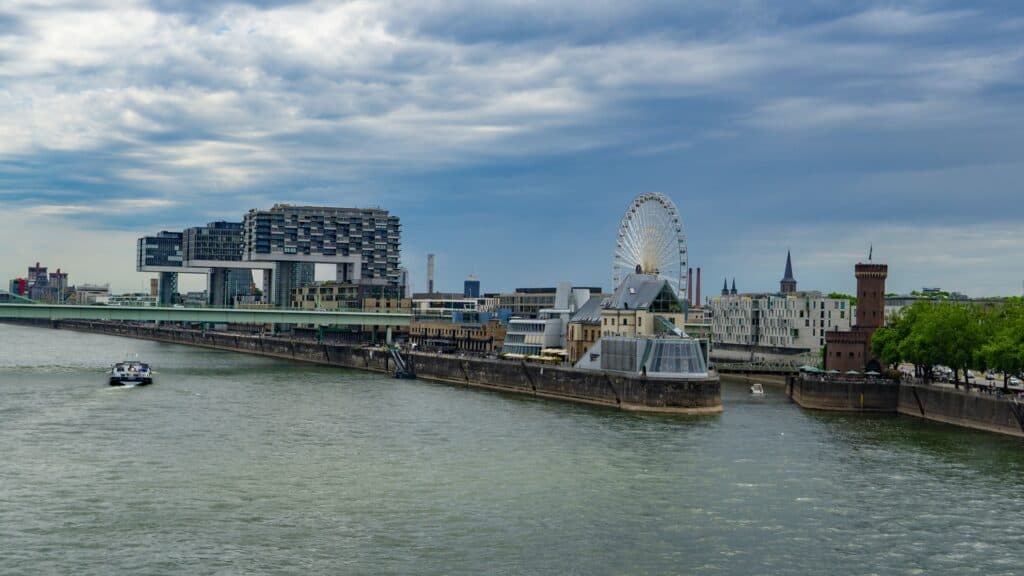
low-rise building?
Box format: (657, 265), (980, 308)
(709, 292), (853, 355)
(409, 317), (507, 353)
(497, 286), (602, 318)
(567, 296), (604, 364)
(99, 293), (158, 307)
(411, 292), (479, 319)
(292, 282), (404, 310)
(502, 284), (596, 357)
(72, 284), (110, 304)
(572, 275), (711, 379)
(599, 275), (686, 339)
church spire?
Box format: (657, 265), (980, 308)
(730, 278), (737, 295)
(722, 278), (729, 296)
(780, 250), (797, 294)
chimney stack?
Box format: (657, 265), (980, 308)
(427, 253), (435, 294)
(696, 267), (702, 308)
(687, 267), (693, 306)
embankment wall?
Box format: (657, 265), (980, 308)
(897, 385), (1024, 438)
(40, 321), (720, 414)
(787, 373), (1024, 439)
(787, 375), (899, 412)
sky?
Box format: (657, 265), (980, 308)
(1, 0), (1023, 298)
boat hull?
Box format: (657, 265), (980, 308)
(109, 377), (153, 386)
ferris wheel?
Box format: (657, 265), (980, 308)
(613, 192), (687, 299)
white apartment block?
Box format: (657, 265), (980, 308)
(709, 292), (854, 353)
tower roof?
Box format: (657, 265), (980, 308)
(782, 250), (795, 282)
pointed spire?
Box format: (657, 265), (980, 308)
(730, 278), (737, 295)
(780, 250), (797, 294)
(722, 278), (729, 296)
(783, 250), (795, 280)
(869, 244), (873, 261)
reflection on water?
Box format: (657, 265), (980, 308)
(2, 323), (1023, 575)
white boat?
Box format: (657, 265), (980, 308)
(749, 383), (765, 396)
(109, 361), (153, 386)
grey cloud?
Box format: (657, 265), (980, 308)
(1, 0), (1022, 235)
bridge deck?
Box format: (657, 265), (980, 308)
(0, 303), (410, 326)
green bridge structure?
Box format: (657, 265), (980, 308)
(0, 303), (410, 338)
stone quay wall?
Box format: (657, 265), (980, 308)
(787, 374), (899, 412)
(897, 384), (1024, 438)
(788, 373), (1024, 438)
(46, 320), (721, 414)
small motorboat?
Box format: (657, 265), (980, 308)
(109, 361), (153, 386)
(749, 382), (765, 396)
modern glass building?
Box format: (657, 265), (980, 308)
(243, 204), (402, 286)
(183, 222), (243, 262)
(136, 231), (184, 269)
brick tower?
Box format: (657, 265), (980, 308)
(825, 255), (888, 372)
(854, 263), (888, 331)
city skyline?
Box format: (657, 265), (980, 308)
(2, 1), (1023, 296)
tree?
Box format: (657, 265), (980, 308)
(828, 292), (857, 306)
(979, 299), (1024, 391)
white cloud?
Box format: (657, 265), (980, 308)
(831, 8), (972, 36)
(27, 198), (177, 216)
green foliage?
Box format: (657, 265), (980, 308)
(872, 300), (1024, 383)
(827, 292), (857, 306)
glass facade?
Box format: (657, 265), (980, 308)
(137, 231), (183, 268)
(645, 339), (708, 375)
(243, 204), (402, 285)
(184, 221), (243, 261)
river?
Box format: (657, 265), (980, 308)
(2, 323), (1023, 575)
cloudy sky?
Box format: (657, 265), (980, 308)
(2, 0), (1023, 297)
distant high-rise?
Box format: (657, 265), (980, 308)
(464, 274), (480, 298)
(28, 262), (47, 287)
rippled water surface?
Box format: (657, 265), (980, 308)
(2, 324), (1024, 575)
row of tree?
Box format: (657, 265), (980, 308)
(871, 298), (1024, 388)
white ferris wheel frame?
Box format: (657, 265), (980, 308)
(612, 192), (688, 299)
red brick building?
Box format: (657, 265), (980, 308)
(825, 262), (888, 372)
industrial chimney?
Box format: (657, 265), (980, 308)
(696, 267), (702, 308)
(427, 253), (435, 294)
(687, 267), (693, 307)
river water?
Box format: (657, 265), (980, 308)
(2, 324), (1023, 575)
